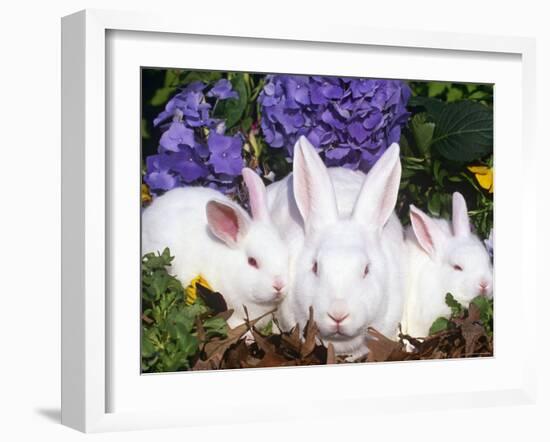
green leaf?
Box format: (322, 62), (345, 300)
(240, 116), (253, 133)
(259, 320), (273, 336)
(431, 101), (493, 163)
(446, 87), (463, 102)
(427, 82), (449, 97)
(141, 119), (150, 140)
(447, 175), (463, 183)
(429, 317), (450, 335)
(468, 90), (489, 101)
(164, 69), (181, 86)
(179, 333), (199, 357)
(214, 73), (249, 129)
(203, 317), (229, 339)
(407, 96), (445, 120)
(427, 192), (442, 216)
(445, 293), (465, 317)
(141, 329), (156, 357)
(470, 296), (493, 336)
(180, 70), (222, 86)
(410, 113), (435, 155)
(150, 87), (176, 106)
(471, 296), (491, 316)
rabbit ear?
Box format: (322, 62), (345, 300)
(409, 205), (446, 259)
(452, 192), (470, 237)
(242, 168), (270, 222)
(206, 199), (251, 248)
(292, 136), (338, 233)
(352, 143), (401, 229)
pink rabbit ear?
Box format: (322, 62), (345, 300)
(242, 168), (270, 222)
(352, 143), (401, 229)
(292, 136), (338, 234)
(409, 205), (445, 259)
(452, 192), (470, 237)
(206, 199), (250, 248)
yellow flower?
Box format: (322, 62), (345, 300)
(467, 165), (493, 193)
(185, 275), (212, 305)
(141, 183), (153, 205)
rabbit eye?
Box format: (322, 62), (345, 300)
(312, 261), (318, 275)
(453, 264), (463, 271)
(248, 257), (259, 269)
(363, 264), (370, 278)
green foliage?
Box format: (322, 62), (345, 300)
(445, 292), (464, 317)
(399, 81), (493, 239)
(259, 319), (273, 336)
(428, 292), (463, 335)
(141, 248), (228, 373)
(471, 296), (494, 337)
(429, 317), (451, 335)
(141, 74), (494, 240)
(409, 82), (493, 106)
(150, 69), (225, 107)
(213, 73), (249, 129)
(430, 100), (493, 163)
(428, 293), (494, 336)
(410, 113), (434, 155)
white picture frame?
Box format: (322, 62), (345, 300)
(61, 9), (537, 433)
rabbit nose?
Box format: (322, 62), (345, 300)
(328, 312), (349, 324)
(478, 280), (490, 294)
(273, 279), (285, 292)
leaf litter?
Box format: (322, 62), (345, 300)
(190, 288), (493, 370)
(141, 249), (492, 373)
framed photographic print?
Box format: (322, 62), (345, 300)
(61, 9), (537, 433)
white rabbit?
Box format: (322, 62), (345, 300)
(401, 192), (494, 338)
(141, 168), (289, 328)
(266, 136), (406, 358)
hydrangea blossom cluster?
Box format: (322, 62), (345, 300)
(258, 75), (411, 171)
(145, 79), (244, 194)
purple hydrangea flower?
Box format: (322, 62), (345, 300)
(145, 79), (244, 195)
(258, 75), (411, 171)
(208, 133), (244, 176)
(207, 79), (239, 100)
(143, 155), (179, 191)
(159, 122), (195, 152)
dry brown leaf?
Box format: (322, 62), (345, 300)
(211, 309), (235, 323)
(223, 340), (250, 369)
(281, 325), (302, 354)
(193, 354), (221, 370)
(256, 351), (292, 368)
(202, 308), (276, 362)
(461, 322), (485, 356)
(301, 307), (320, 358)
(366, 327), (408, 362)
(326, 343), (336, 364)
(191, 300), (492, 370)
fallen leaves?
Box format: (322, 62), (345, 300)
(143, 249), (493, 373)
(191, 306), (333, 370)
(189, 298), (494, 370)
(366, 328), (409, 363)
(366, 302), (493, 363)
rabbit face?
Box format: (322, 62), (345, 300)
(294, 221), (393, 353)
(206, 167), (290, 309)
(409, 192), (494, 308)
(287, 136), (404, 355)
(438, 238), (493, 306)
(239, 222), (290, 305)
